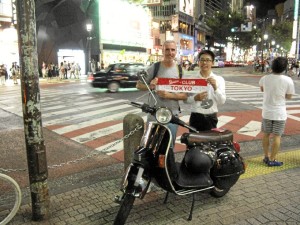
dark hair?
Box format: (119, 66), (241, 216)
(271, 57), (288, 74)
(198, 50), (215, 61)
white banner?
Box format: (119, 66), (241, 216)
(156, 78), (208, 93)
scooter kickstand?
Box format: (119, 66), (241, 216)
(188, 193), (196, 221)
(163, 192), (169, 204)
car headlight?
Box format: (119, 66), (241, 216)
(155, 107), (172, 124)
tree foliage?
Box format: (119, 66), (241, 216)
(265, 20), (293, 52)
(206, 10), (257, 50)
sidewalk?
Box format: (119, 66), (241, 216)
(2, 75), (88, 86)
(2, 123), (300, 224)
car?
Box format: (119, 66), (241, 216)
(213, 58), (224, 68)
(224, 61), (235, 67)
(87, 63), (145, 92)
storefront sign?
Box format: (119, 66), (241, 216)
(156, 78), (207, 93)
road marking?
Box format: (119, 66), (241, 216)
(44, 104), (134, 126)
(72, 116), (147, 143)
(53, 109), (142, 134)
(237, 121), (261, 137)
(42, 99), (125, 118)
(217, 115), (235, 128)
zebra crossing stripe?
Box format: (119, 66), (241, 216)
(42, 99), (126, 118)
(52, 108), (142, 134)
(237, 121), (261, 137)
(70, 116), (147, 143)
(42, 98), (104, 111)
(287, 114), (300, 122)
(217, 115), (235, 128)
(44, 103), (134, 126)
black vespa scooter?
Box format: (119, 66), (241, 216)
(113, 73), (245, 225)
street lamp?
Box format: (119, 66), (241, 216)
(86, 21), (93, 73)
(261, 34), (268, 72)
(271, 40), (275, 58)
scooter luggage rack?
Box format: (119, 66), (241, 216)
(171, 186), (213, 195)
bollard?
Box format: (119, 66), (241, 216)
(123, 114), (144, 170)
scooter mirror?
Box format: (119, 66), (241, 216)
(136, 69), (157, 106)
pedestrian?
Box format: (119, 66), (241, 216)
(59, 62), (65, 80)
(0, 64), (7, 85)
(259, 57), (295, 167)
(69, 62), (76, 79)
(47, 63), (53, 80)
(75, 63), (81, 78)
(136, 40), (187, 144)
(185, 49), (226, 131)
(10, 62), (19, 84)
(63, 61), (68, 79)
(41, 61), (47, 79)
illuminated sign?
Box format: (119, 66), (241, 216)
(99, 0), (151, 48)
(143, 0), (161, 5)
(179, 0), (194, 17)
(171, 14), (179, 32)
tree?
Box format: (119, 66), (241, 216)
(265, 20), (293, 52)
(206, 10), (257, 60)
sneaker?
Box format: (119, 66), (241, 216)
(268, 160), (283, 167)
(263, 156), (269, 164)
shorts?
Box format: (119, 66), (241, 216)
(261, 118), (286, 136)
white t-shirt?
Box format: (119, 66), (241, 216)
(186, 72), (226, 114)
(259, 74), (295, 120)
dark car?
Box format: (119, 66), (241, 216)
(87, 63), (145, 92)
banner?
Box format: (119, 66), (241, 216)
(156, 78), (208, 93)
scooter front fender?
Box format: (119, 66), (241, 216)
(120, 163), (151, 199)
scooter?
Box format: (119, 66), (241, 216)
(113, 74), (245, 225)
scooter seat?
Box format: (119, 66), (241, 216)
(175, 162), (213, 188)
(181, 129), (233, 146)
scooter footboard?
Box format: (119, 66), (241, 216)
(153, 150), (178, 193)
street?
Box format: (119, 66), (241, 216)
(1, 66), (300, 159)
(1, 66), (300, 224)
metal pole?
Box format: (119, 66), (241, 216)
(88, 36), (92, 73)
(15, 0), (50, 221)
(261, 40), (264, 73)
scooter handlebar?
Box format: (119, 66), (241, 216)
(130, 101), (198, 132)
(171, 116), (198, 133)
(130, 102), (156, 114)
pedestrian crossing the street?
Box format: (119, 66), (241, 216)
(1, 81), (300, 157)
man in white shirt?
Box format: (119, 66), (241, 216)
(186, 50), (226, 131)
(259, 57), (295, 167)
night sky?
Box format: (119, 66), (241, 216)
(250, 0), (287, 17)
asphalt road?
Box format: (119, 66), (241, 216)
(1, 66), (300, 224)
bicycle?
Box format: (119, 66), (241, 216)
(0, 173), (22, 225)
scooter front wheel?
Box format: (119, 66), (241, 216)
(113, 194), (135, 225)
(210, 187), (230, 198)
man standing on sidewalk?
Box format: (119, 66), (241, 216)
(259, 57), (295, 167)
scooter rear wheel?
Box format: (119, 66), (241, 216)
(210, 187), (230, 198)
(113, 194), (135, 225)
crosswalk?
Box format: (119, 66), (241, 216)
(1, 81), (300, 156)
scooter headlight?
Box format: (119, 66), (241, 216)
(155, 107), (172, 124)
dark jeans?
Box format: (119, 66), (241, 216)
(189, 112), (218, 132)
